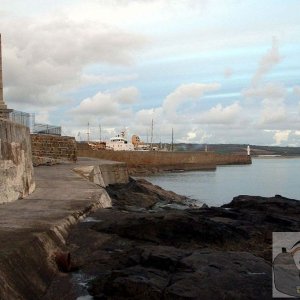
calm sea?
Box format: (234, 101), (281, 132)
(140, 157), (300, 207)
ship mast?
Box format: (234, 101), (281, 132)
(150, 119), (154, 151)
(171, 127), (174, 152)
(87, 122), (90, 142)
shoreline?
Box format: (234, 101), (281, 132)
(1, 158), (299, 299)
(252, 155), (300, 159)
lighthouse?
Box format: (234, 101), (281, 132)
(247, 145), (251, 156)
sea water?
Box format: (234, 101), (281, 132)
(141, 157), (300, 207)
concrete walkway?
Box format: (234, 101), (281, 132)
(0, 157), (121, 299)
(0, 158), (114, 235)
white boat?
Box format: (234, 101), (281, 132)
(106, 132), (134, 151)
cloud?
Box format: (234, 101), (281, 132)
(72, 92), (118, 116)
(243, 83), (288, 126)
(196, 102), (241, 124)
(224, 67), (233, 79)
(260, 98), (286, 124)
(293, 85), (300, 96)
(162, 82), (221, 116)
(114, 86), (140, 104)
(252, 37), (282, 86)
(1, 14), (147, 111)
(243, 83), (286, 99)
(186, 131), (197, 141)
(35, 110), (50, 124)
(80, 73), (138, 86)
(71, 86), (138, 119)
(273, 130), (291, 145)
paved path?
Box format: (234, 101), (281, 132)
(0, 158), (113, 236)
(0, 158), (116, 299)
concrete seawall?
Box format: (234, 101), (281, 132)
(73, 158), (129, 187)
(77, 149), (251, 172)
(0, 158), (127, 299)
(0, 118), (35, 203)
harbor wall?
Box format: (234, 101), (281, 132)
(77, 148), (251, 172)
(31, 134), (77, 162)
(0, 118), (35, 203)
(73, 162), (129, 187)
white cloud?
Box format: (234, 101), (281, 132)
(35, 111), (50, 124)
(115, 86), (139, 104)
(1, 14), (147, 110)
(260, 99), (286, 124)
(243, 83), (286, 99)
(196, 102), (241, 124)
(80, 73), (138, 86)
(1, 1), (300, 145)
(66, 86), (139, 128)
(186, 131), (197, 141)
(71, 86), (139, 118)
(273, 130), (291, 145)
(252, 37), (282, 86)
(135, 107), (163, 124)
(163, 82), (221, 117)
(243, 83), (288, 125)
(72, 92), (118, 115)
(293, 85), (300, 96)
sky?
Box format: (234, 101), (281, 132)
(1, 0), (300, 145)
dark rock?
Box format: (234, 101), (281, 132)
(165, 250), (271, 300)
(106, 177), (195, 210)
(64, 179), (300, 299)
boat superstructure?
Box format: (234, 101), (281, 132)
(106, 132), (134, 151)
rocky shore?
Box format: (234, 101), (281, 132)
(47, 177), (300, 299)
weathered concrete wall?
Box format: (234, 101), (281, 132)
(73, 162), (129, 187)
(77, 149), (251, 171)
(31, 134), (77, 161)
(0, 118), (35, 203)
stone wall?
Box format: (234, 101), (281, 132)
(0, 118), (35, 203)
(77, 148), (251, 171)
(31, 134), (77, 161)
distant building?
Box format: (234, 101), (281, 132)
(132, 135), (141, 147)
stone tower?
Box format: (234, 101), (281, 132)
(0, 33), (12, 119)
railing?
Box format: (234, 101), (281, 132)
(9, 110), (33, 128)
(9, 110), (61, 135)
(33, 123), (61, 136)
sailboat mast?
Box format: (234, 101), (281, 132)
(171, 127), (174, 152)
(87, 122), (90, 142)
(150, 119), (153, 151)
(99, 124), (102, 143)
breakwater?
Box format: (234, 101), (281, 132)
(77, 148), (251, 174)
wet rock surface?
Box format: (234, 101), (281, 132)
(64, 179), (300, 299)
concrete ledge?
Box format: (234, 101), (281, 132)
(0, 159), (113, 299)
(73, 160), (129, 187)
